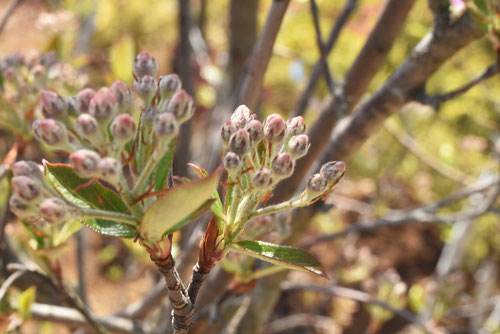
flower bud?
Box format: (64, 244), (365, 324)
(223, 152), (242, 175)
(246, 120), (264, 143)
(76, 114), (99, 137)
(159, 74), (181, 101)
(75, 88), (96, 113)
(271, 152), (294, 177)
(40, 51), (57, 68)
(167, 90), (194, 124)
(154, 113), (178, 140)
(69, 149), (101, 178)
(264, 114), (286, 143)
(229, 129), (252, 155)
(89, 87), (118, 121)
(288, 134), (309, 158)
(133, 75), (157, 103)
(319, 161), (346, 184)
(39, 89), (67, 118)
(32, 119), (68, 146)
(11, 161), (42, 179)
(30, 64), (46, 83)
(231, 105), (254, 128)
(9, 195), (38, 219)
(221, 120), (238, 144)
(133, 51), (158, 78)
(286, 116), (306, 136)
(110, 114), (136, 141)
(40, 197), (67, 224)
(110, 80), (134, 110)
(11, 176), (43, 204)
(252, 168), (273, 189)
(142, 106), (158, 128)
(307, 173), (327, 193)
(98, 157), (121, 183)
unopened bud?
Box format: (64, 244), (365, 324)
(142, 106), (158, 127)
(271, 152), (294, 177)
(133, 51), (158, 78)
(40, 197), (68, 224)
(167, 90), (194, 124)
(33, 119), (68, 146)
(154, 113), (178, 140)
(11, 161), (42, 179)
(111, 114), (136, 141)
(319, 161), (345, 184)
(69, 149), (101, 178)
(9, 195), (38, 219)
(223, 152), (242, 175)
(264, 114), (286, 143)
(39, 90), (67, 118)
(89, 87), (118, 121)
(288, 134), (309, 158)
(133, 75), (157, 104)
(231, 105), (254, 128)
(11, 176), (43, 204)
(159, 74), (181, 101)
(229, 129), (252, 155)
(221, 120), (238, 144)
(110, 80), (134, 110)
(98, 157), (121, 183)
(30, 64), (46, 83)
(252, 168), (273, 189)
(307, 173), (327, 193)
(75, 88), (96, 113)
(246, 120), (264, 143)
(76, 114), (99, 137)
(286, 116), (306, 136)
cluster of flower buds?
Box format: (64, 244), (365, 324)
(302, 160), (345, 202)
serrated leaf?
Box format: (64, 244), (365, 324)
(154, 139), (176, 191)
(82, 218), (137, 238)
(232, 240), (328, 278)
(17, 286), (36, 320)
(141, 167), (221, 241)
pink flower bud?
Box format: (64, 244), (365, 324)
(133, 51), (158, 78)
(223, 152), (242, 173)
(154, 113), (178, 139)
(246, 120), (264, 143)
(159, 74), (181, 101)
(264, 114), (286, 143)
(142, 106), (158, 127)
(9, 195), (38, 219)
(167, 90), (194, 123)
(11, 176), (43, 204)
(75, 88), (96, 113)
(252, 168), (273, 189)
(221, 120), (238, 143)
(271, 152), (294, 177)
(229, 129), (252, 155)
(32, 119), (67, 146)
(286, 116), (306, 136)
(307, 173), (327, 193)
(110, 80), (134, 109)
(98, 157), (121, 183)
(133, 75), (157, 103)
(231, 105), (254, 128)
(89, 87), (118, 121)
(39, 89), (67, 118)
(319, 161), (345, 183)
(11, 161), (42, 179)
(288, 134), (309, 158)
(76, 114), (99, 137)
(40, 197), (67, 224)
(70, 149), (101, 178)
(110, 114), (136, 141)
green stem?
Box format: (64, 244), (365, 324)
(248, 195), (305, 220)
(78, 208), (137, 226)
(132, 150), (160, 198)
(119, 175), (144, 221)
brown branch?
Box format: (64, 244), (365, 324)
(0, 0), (21, 34)
(263, 314), (339, 334)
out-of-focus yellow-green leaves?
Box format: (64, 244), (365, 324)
(17, 286), (36, 321)
(109, 36), (135, 84)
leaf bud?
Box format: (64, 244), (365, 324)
(39, 89), (67, 118)
(154, 112), (178, 140)
(89, 87), (118, 121)
(110, 80), (134, 111)
(223, 152), (242, 175)
(252, 168), (273, 189)
(75, 88), (96, 113)
(69, 149), (101, 178)
(133, 75), (157, 104)
(9, 195), (39, 219)
(76, 113), (99, 137)
(159, 74), (181, 101)
(245, 119), (264, 144)
(110, 114), (136, 141)
(231, 105), (254, 128)
(11, 161), (43, 179)
(319, 161), (346, 184)
(271, 152), (294, 177)
(264, 114), (286, 143)
(286, 116), (306, 136)
(306, 173), (327, 193)
(11, 176), (43, 204)
(40, 197), (68, 224)
(167, 90), (194, 124)
(133, 51), (158, 78)
(221, 120), (238, 144)
(32, 119), (68, 146)
(229, 129), (252, 155)
(288, 134), (310, 158)
(98, 157), (121, 184)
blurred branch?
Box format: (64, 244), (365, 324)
(0, 269), (26, 301)
(73, 0), (97, 57)
(263, 314), (339, 334)
(281, 281), (430, 333)
(0, 0), (21, 34)
(75, 230), (87, 304)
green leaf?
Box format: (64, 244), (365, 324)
(141, 167), (221, 241)
(154, 139), (176, 191)
(82, 218), (137, 238)
(232, 240), (328, 278)
(17, 286), (36, 320)
(109, 36), (135, 84)
(473, 0), (489, 15)
(162, 198), (215, 237)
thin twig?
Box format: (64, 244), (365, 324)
(75, 230), (87, 304)
(0, 269), (26, 300)
(264, 313), (340, 334)
(0, 0), (21, 34)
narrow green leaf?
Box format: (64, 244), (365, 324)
(232, 240), (328, 278)
(17, 286), (36, 320)
(154, 139), (176, 191)
(82, 218), (137, 238)
(473, 0), (489, 14)
(162, 199), (215, 237)
(141, 167), (221, 241)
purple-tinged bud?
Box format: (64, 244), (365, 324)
(134, 75), (157, 103)
(40, 197), (67, 224)
(69, 149), (101, 178)
(40, 51), (57, 68)
(229, 129), (252, 155)
(142, 107), (158, 127)
(9, 195), (38, 219)
(110, 114), (136, 141)
(32, 119), (68, 146)
(246, 120), (264, 143)
(167, 90), (194, 124)
(288, 134), (310, 158)
(133, 51), (158, 78)
(221, 120), (238, 144)
(307, 173), (327, 193)
(75, 88), (96, 113)
(154, 113), (178, 140)
(110, 80), (134, 109)
(89, 87), (118, 121)
(98, 157), (121, 183)
(231, 105), (254, 128)
(65, 97), (78, 116)
(271, 152), (294, 177)
(159, 74), (181, 101)
(11, 176), (43, 204)
(11, 161), (43, 179)
(253, 168), (273, 189)
(30, 64), (46, 82)
(76, 114), (99, 137)
(223, 152), (242, 174)
(264, 114), (286, 143)
(286, 116), (306, 136)
(39, 90), (67, 118)
(319, 161), (346, 184)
